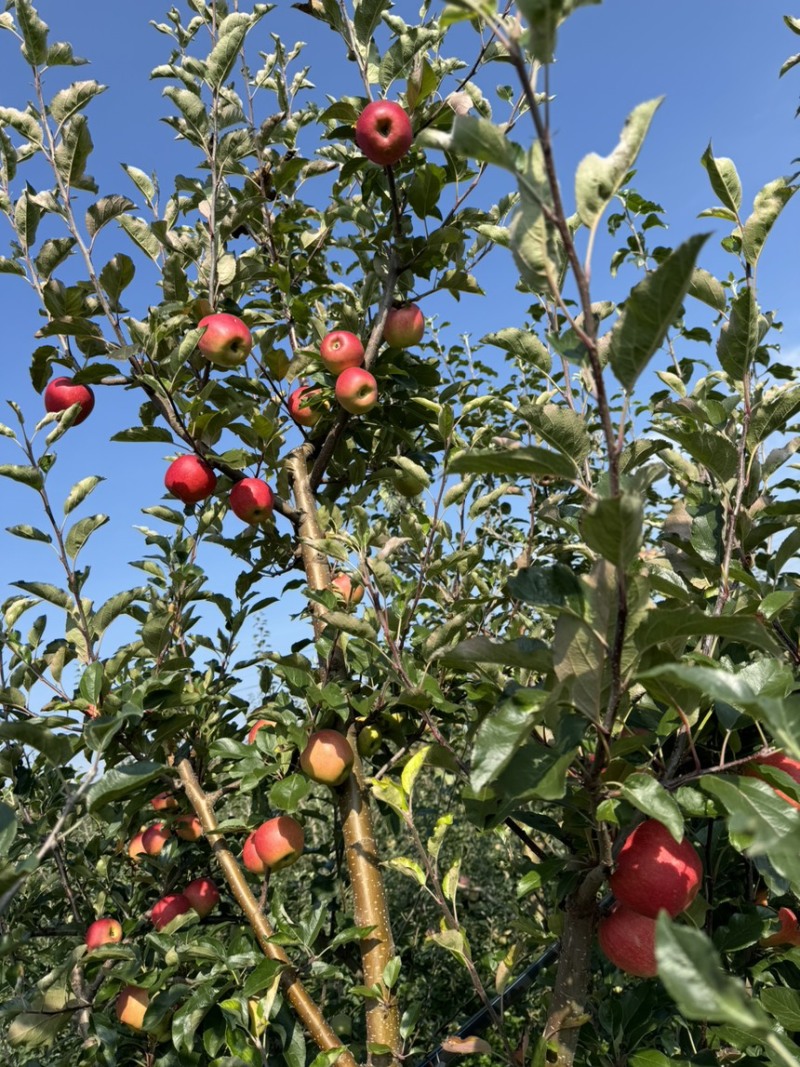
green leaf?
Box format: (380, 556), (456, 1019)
(33, 237), (75, 280)
(269, 773), (310, 812)
(621, 774), (684, 841)
(517, 0), (601, 63)
(508, 563), (584, 612)
(64, 513), (108, 559)
(401, 745), (431, 800)
(700, 145), (742, 214)
(121, 163), (155, 206)
(205, 19), (248, 89)
(441, 636), (550, 671)
(91, 588), (144, 637)
(111, 425), (172, 444)
(53, 114), (95, 189)
(608, 234), (709, 391)
(354, 0), (391, 47)
(510, 142), (563, 298)
(741, 177), (796, 267)
(0, 801), (17, 857)
(525, 403), (591, 462)
(99, 253), (135, 303)
(687, 268), (727, 312)
(0, 721), (72, 766)
(49, 80), (106, 124)
(0, 464), (43, 489)
(8, 1012), (69, 1049)
(86, 761), (165, 811)
(481, 328), (551, 372)
(581, 492), (643, 570)
(119, 215), (160, 261)
(470, 689), (547, 793)
(448, 114), (518, 171)
(12, 580), (72, 610)
(63, 475), (103, 514)
(387, 856), (426, 885)
(575, 98), (662, 229)
(85, 194), (135, 239)
(242, 958), (285, 998)
(16, 0), (49, 65)
(716, 287), (757, 380)
(449, 446), (577, 480)
(6, 524), (51, 543)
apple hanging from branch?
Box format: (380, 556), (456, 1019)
(43, 376), (95, 425)
(197, 312), (253, 368)
(164, 454), (218, 504)
(335, 367), (378, 414)
(319, 330), (364, 374)
(355, 100), (413, 166)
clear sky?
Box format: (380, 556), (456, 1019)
(0, 1), (797, 702)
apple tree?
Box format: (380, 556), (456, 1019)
(1, 1), (800, 1066)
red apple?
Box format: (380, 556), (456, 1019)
(183, 877), (220, 918)
(355, 100), (413, 166)
(127, 831), (147, 862)
(151, 792), (178, 812)
(151, 892), (191, 931)
(331, 572), (364, 608)
(44, 376), (95, 425)
(746, 751), (800, 809)
(383, 303), (424, 348)
(320, 330), (364, 375)
(242, 831), (267, 875)
(252, 816), (304, 871)
(197, 312), (253, 368)
(761, 906), (800, 948)
(165, 454), (217, 504)
(610, 820), (702, 919)
(85, 917), (123, 951)
(288, 385), (323, 427)
(116, 985), (149, 1030)
(335, 367), (378, 415)
(174, 814), (203, 842)
(247, 719), (276, 744)
(142, 823), (171, 857)
(597, 905), (658, 977)
(229, 478), (274, 524)
(300, 729), (354, 787)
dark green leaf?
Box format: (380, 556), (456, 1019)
(621, 773), (683, 841)
(63, 475), (103, 515)
(0, 721), (72, 766)
(86, 761), (165, 811)
(581, 492), (643, 570)
(64, 513), (108, 559)
(470, 689), (547, 792)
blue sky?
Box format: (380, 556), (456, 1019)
(0, 1), (797, 703)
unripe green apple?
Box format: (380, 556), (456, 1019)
(357, 724), (382, 757)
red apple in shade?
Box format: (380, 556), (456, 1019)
(151, 792), (178, 812)
(335, 367), (378, 415)
(183, 877), (220, 918)
(242, 831), (267, 875)
(383, 303), (424, 348)
(355, 100), (413, 166)
(746, 751), (800, 809)
(44, 376), (95, 425)
(247, 718), (276, 744)
(142, 823), (171, 857)
(331, 572), (364, 608)
(127, 831), (147, 862)
(151, 892), (191, 931)
(252, 815), (304, 871)
(319, 330), (364, 375)
(761, 906), (800, 948)
(116, 985), (149, 1030)
(229, 478), (274, 524)
(610, 819), (703, 919)
(597, 905), (658, 978)
(299, 729), (355, 787)
(85, 917), (123, 951)
(164, 454), (217, 504)
(197, 312), (253, 368)
(174, 814), (203, 842)
(288, 385), (323, 427)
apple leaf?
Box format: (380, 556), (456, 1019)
(449, 446), (577, 480)
(0, 801), (17, 857)
(581, 492), (643, 571)
(701, 145), (742, 214)
(621, 774), (684, 842)
(716, 287), (757, 380)
(86, 761), (165, 811)
(741, 176), (797, 266)
(470, 689), (547, 793)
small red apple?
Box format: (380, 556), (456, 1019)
(288, 385), (323, 427)
(151, 792), (178, 812)
(319, 330), (364, 375)
(335, 367), (378, 415)
(127, 831), (147, 862)
(746, 751), (800, 809)
(242, 831), (267, 875)
(197, 312), (253, 368)
(116, 985), (149, 1030)
(252, 815), (304, 871)
(598, 905), (658, 977)
(331, 572), (364, 608)
(174, 814), (203, 842)
(761, 906), (800, 948)
(383, 303), (424, 348)
(229, 478), (274, 524)
(355, 100), (413, 166)
(44, 376), (95, 425)
(85, 917), (123, 951)
(142, 823), (171, 857)
(164, 454), (217, 504)
(247, 719), (276, 744)
(610, 820), (702, 919)
(300, 729), (355, 787)
(183, 877), (220, 918)
(151, 892), (191, 931)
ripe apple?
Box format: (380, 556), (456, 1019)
(383, 303), (424, 348)
(151, 892), (191, 931)
(252, 815), (304, 871)
(197, 312), (253, 368)
(288, 385), (323, 427)
(355, 100), (413, 166)
(142, 823), (171, 857)
(44, 376), (95, 425)
(247, 718), (276, 744)
(610, 819), (702, 919)
(357, 724), (382, 757)
(85, 917), (123, 951)
(319, 330), (364, 375)
(746, 751), (800, 808)
(229, 478), (274, 524)
(242, 831), (267, 875)
(761, 906), (800, 948)
(151, 792), (178, 812)
(331, 572), (364, 608)
(299, 729), (354, 787)
(127, 831), (147, 862)
(174, 814), (203, 841)
(164, 454), (217, 504)
(598, 905), (658, 977)
(335, 367), (378, 415)
(116, 985), (149, 1030)
(183, 877), (220, 918)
